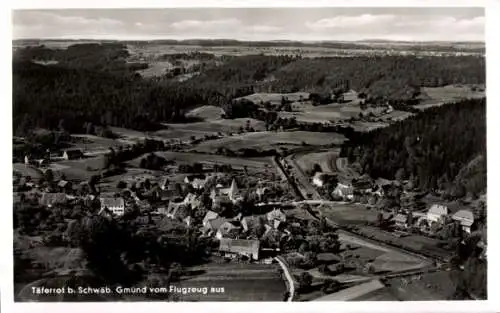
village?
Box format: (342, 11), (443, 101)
(13, 140), (487, 301)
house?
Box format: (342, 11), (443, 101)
(332, 183), (354, 200)
(452, 209), (474, 234)
(218, 238), (260, 260)
(99, 197), (125, 216)
(352, 174), (373, 191)
(203, 211), (219, 227)
(215, 221), (241, 240)
(394, 213), (408, 229)
(241, 215), (266, 232)
(184, 175), (210, 190)
(266, 208), (286, 229)
(62, 149), (84, 160)
(183, 216), (192, 227)
(312, 172), (326, 187)
(182, 193), (201, 209)
(39, 193), (67, 207)
(427, 204), (448, 224)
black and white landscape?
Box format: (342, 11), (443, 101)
(12, 7), (486, 302)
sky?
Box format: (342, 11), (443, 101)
(12, 7), (485, 42)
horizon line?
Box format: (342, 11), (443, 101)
(12, 37), (486, 44)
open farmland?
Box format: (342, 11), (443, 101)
(347, 226), (452, 260)
(185, 105), (225, 120)
(173, 262), (286, 301)
(71, 134), (124, 156)
(13, 163), (44, 180)
(193, 131), (346, 152)
(278, 101), (386, 123)
(128, 151), (275, 171)
(319, 203), (381, 225)
(386, 271), (458, 300)
(46, 156), (104, 181)
(413, 85), (486, 110)
(136, 61), (173, 77)
(295, 149), (340, 173)
(236, 92), (310, 104)
(337, 231), (432, 273)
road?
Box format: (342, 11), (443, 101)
(274, 256), (295, 302)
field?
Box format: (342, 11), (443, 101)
(386, 271), (458, 300)
(193, 131), (346, 152)
(174, 262), (286, 301)
(413, 85), (485, 110)
(136, 61), (173, 77)
(294, 149), (340, 173)
(378, 110), (414, 122)
(13, 163), (44, 180)
(277, 101), (387, 124)
(337, 231), (432, 273)
(48, 156), (105, 181)
(236, 92), (310, 104)
(71, 134), (125, 155)
(185, 105), (225, 120)
(128, 151), (275, 171)
(349, 226), (452, 260)
(319, 203), (381, 225)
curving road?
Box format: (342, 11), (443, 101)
(274, 256), (295, 302)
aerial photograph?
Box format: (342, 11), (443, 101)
(11, 7), (486, 302)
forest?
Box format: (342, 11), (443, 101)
(340, 98), (486, 197)
(13, 43), (485, 135)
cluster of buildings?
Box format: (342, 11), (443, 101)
(393, 204), (475, 234)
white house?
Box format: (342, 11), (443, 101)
(332, 183), (354, 200)
(99, 197), (125, 216)
(312, 173), (325, 187)
(426, 204), (448, 224)
(266, 208), (286, 229)
(452, 209), (474, 234)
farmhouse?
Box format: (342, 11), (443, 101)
(427, 204), (448, 224)
(62, 149), (84, 160)
(266, 208), (287, 229)
(184, 175), (208, 190)
(39, 192), (67, 207)
(452, 209), (474, 234)
(312, 172), (337, 188)
(99, 197), (125, 216)
(218, 238), (261, 260)
(394, 213), (408, 229)
(203, 211), (219, 228)
(215, 221), (241, 240)
(332, 183), (354, 200)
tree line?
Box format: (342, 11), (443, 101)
(340, 98), (486, 197)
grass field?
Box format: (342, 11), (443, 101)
(47, 156), (105, 181)
(386, 270), (457, 300)
(337, 231), (432, 273)
(175, 262), (286, 301)
(236, 92), (310, 104)
(319, 203), (381, 225)
(278, 101), (386, 124)
(185, 105), (225, 120)
(414, 85), (485, 110)
(128, 151), (275, 171)
(295, 149), (340, 173)
(194, 131), (346, 152)
(71, 134), (124, 155)
(13, 163), (44, 180)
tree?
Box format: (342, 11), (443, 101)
(44, 169), (54, 183)
(297, 272), (313, 292)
